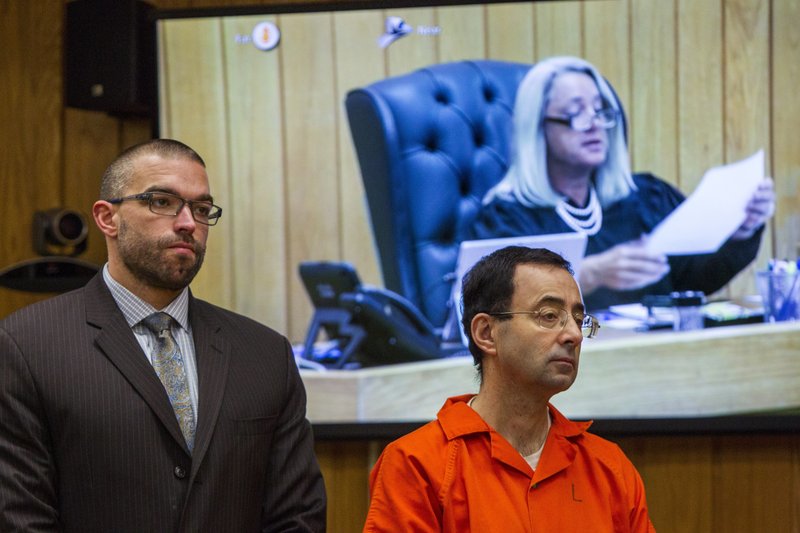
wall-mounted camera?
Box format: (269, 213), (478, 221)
(33, 208), (89, 256)
(0, 208), (99, 293)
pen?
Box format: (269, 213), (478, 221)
(769, 259), (798, 274)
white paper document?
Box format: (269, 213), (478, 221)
(645, 150), (764, 255)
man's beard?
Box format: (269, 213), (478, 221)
(117, 219), (205, 291)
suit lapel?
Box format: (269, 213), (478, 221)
(85, 275), (190, 453)
(187, 298), (231, 475)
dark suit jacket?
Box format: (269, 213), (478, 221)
(0, 274), (326, 532)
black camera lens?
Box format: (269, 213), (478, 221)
(55, 211), (87, 243)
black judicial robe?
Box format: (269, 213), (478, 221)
(470, 173), (763, 311)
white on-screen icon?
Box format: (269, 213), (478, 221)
(252, 21), (281, 51)
(378, 16), (413, 48)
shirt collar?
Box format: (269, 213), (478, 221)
(102, 263), (190, 330)
(437, 394), (592, 441)
(437, 395), (491, 440)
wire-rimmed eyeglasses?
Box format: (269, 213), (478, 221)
(106, 191), (223, 226)
(544, 107), (618, 132)
(489, 307), (600, 338)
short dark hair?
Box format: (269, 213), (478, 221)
(99, 139), (206, 200)
(460, 246), (573, 376)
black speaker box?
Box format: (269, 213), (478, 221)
(65, 0), (156, 116)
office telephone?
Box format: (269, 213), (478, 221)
(299, 261), (447, 368)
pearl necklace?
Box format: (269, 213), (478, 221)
(555, 187), (602, 236)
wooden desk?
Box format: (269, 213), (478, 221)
(301, 321), (800, 423)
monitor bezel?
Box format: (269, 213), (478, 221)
(152, 0), (800, 437)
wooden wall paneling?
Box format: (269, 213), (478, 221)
(120, 118), (155, 150)
(794, 433), (800, 531)
(629, 0), (677, 182)
(280, 12), (342, 341)
(617, 435), (714, 533)
(485, 3), (535, 62)
(723, 0), (770, 298)
(676, 0), (724, 193)
(533, 1), (583, 60)
(582, 0), (631, 112)
(712, 434), (797, 532)
(315, 440), (372, 533)
(0, 0), (65, 318)
(385, 7), (438, 77)
(61, 109), (124, 268)
(723, 0), (770, 158)
(675, 0), (730, 300)
(771, 0), (800, 261)
(333, 10), (385, 288)
(157, 17), (234, 309)
(218, 15), (289, 332)
(437, 4), (487, 62)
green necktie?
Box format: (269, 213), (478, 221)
(142, 312), (196, 453)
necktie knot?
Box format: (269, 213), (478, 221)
(142, 312), (174, 337)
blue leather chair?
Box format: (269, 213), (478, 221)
(345, 60), (531, 329)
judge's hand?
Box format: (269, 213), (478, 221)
(731, 177), (775, 241)
(578, 239), (670, 295)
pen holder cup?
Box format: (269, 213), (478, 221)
(755, 271), (800, 323)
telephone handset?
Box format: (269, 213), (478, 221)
(344, 286), (438, 337)
(299, 261), (446, 368)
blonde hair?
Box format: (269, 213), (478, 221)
(484, 56), (635, 208)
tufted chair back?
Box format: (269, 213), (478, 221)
(345, 60), (531, 328)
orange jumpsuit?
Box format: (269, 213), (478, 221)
(364, 395), (656, 532)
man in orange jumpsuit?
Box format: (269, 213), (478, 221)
(363, 246), (656, 532)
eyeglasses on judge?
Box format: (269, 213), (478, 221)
(106, 191), (223, 226)
(488, 307), (601, 338)
(544, 107), (618, 132)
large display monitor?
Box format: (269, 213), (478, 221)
(155, 1), (800, 434)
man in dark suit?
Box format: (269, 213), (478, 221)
(0, 139), (326, 532)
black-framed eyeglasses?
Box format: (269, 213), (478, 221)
(544, 107), (618, 132)
(106, 191), (223, 226)
(489, 307), (600, 338)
